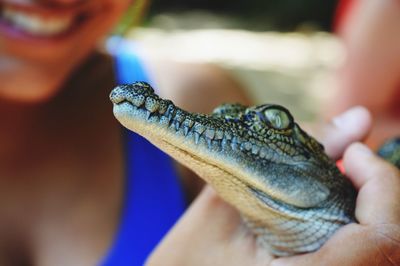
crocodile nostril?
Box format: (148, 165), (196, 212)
(132, 81), (154, 93)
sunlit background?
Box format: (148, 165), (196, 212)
(119, 0), (343, 121)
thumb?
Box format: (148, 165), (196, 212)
(304, 106), (372, 160)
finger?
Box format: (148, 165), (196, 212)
(305, 106), (371, 160)
(343, 143), (400, 224)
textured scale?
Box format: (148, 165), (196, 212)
(109, 82), (400, 257)
(378, 137), (400, 168)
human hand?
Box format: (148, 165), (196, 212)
(273, 142), (400, 266)
(146, 107), (400, 266)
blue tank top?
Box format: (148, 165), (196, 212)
(101, 37), (186, 266)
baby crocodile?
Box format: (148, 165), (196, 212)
(109, 82), (398, 257)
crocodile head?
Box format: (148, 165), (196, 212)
(110, 82), (356, 256)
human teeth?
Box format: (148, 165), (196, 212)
(1, 7), (73, 36)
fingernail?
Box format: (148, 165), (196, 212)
(332, 106), (367, 132)
(352, 142), (374, 157)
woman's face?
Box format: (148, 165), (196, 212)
(0, 0), (131, 102)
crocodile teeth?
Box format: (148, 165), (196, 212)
(175, 121), (181, 131)
(165, 105), (176, 120)
(207, 138), (212, 148)
(231, 136), (239, 150)
(231, 143), (239, 150)
(146, 110), (152, 120)
(221, 138), (229, 148)
(194, 132), (201, 144)
(183, 126), (190, 136)
(194, 123), (205, 134)
(215, 130), (224, 140)
(183, 118), (194, 128)
(167, 117), (174, 127)
(215, 140), (223, 151)
(182, 119), (194, 136)
(205, 129), (215, 140)
(174, 110), (185, 121)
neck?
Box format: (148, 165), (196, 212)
(0, 100), (43, 163)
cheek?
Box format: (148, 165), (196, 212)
(60, 0), (132, 59)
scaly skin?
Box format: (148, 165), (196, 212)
(109, 82), (397, 257)
(378, 137), (400, 169)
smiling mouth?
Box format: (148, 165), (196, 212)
(0, 2), (95, 38)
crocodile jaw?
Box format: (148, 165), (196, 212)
(113, 101), (256, 207)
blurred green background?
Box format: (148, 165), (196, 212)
(149, 0), (338, 31)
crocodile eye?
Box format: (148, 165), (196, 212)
(263, 108), (292, 129)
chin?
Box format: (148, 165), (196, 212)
(0, 63), (71, 104)
(0, 39), (100, 104)
(0, 84), (62, 104)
